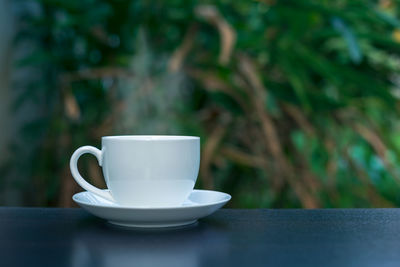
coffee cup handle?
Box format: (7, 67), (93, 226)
(70, 146), (114, 202)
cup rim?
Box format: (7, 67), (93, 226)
(102, 135), (200, 141)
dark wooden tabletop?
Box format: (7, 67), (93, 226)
(1, 208), (400, 267)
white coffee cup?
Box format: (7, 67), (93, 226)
(70, 135), (200, 207)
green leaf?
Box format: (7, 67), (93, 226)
(374, 10), (400, 28)
(331, 17), (363, 64)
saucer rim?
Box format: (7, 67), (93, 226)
(73, 189), (231, 210)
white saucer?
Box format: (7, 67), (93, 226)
(73, 189), (231, 228)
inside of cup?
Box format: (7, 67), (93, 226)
(102, 135), (199, 141)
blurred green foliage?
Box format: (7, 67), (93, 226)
(2, 0), (400, 208)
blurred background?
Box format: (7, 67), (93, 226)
(1, 0), (400, 208)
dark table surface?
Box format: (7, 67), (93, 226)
(1, 208), (400, 267)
